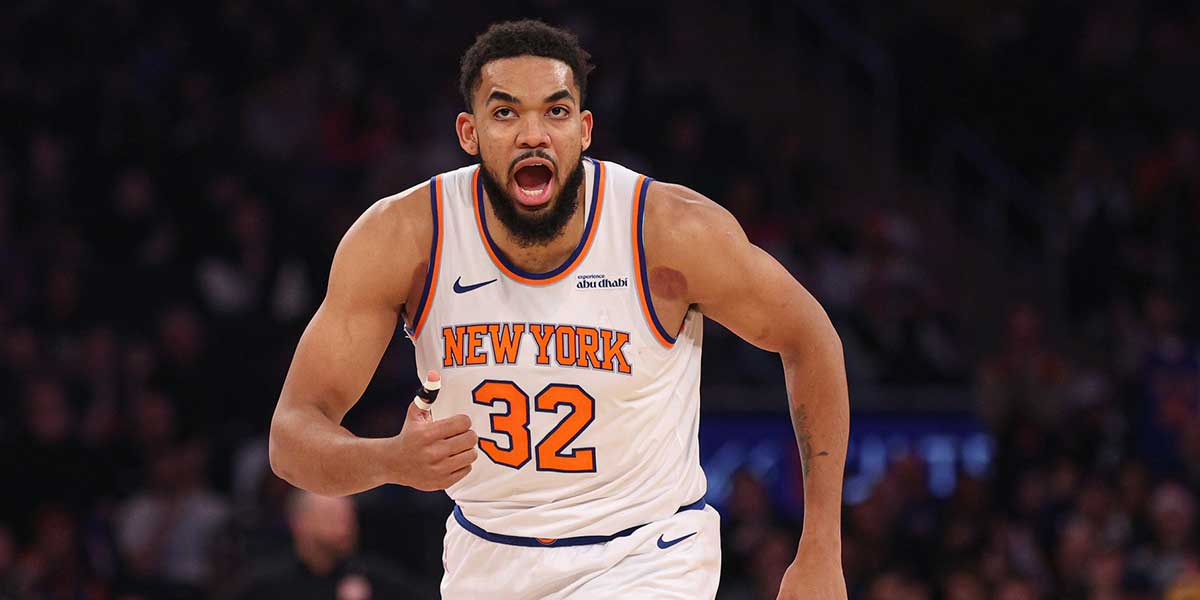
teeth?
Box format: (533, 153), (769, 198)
(519, 184), (548, 196)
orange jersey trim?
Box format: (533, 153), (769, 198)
(409, 175), (443, 339)
(631, 175), (676, 348)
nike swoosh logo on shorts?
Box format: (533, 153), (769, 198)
(656, 532), (697, 549)
(453, 276), (497, 294)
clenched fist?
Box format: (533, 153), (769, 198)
(382, 384), (478, 491)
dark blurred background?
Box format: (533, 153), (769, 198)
(2, 1), (1199, 599)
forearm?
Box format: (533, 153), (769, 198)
(268, 402), (390, 497)
(781, 329), (849, 543)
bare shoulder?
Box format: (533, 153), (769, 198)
(327, 181), (434, 309)
(642, 181), (748, 269)
(356, 180), (433, 242)
(642, 181), (747, 253)
(640, 181), (751, 307)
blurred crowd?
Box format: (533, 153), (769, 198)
(0, 1), (1198, 599)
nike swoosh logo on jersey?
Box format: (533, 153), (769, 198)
(656, 532), (697, 549)
(453, 276), (497, 294)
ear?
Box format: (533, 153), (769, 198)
(580, 110), (594, 152)
(456, 112), (479, 156)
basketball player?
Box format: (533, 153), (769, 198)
(269, 20), (849, 599)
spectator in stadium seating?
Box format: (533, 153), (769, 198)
(1135, 291), (1200, 473)
(116, 441), (229, 597)
(13, 506), (106, 600)
(865, 570), (928, 600)
(221, 489), (432, 599)
(994, 578), (1041, 600)
(1131, 481), (1199, 590)
(0, 525), (25, 600)
(978, 303), (1071, 431)
(941, 570), (987, 600)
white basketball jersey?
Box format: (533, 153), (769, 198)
(406, 158), (706, 539)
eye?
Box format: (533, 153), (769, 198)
(493, 107), (515, 119)
(549, 106), (570, 118)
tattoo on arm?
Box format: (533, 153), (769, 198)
(791, 402), (813, 477)
(790, 402), (829, 477)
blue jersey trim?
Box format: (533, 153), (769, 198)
(452, 498), (706, 548)
(635, 177), (677, 344)
(475, 157), (601, 281)
(406, 176), (440, 339)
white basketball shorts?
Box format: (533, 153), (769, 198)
(440, 503), (722, 599)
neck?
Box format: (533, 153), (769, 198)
(482, 167), (590, 274)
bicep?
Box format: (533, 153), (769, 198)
(699, 241), (836, 354)
(278, 295), (399, 423)
(275, 198), (419, 423)
(667, 197), (835, 355)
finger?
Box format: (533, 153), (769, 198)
(444, 464), (472, 487)
(414, 371), (441, 411)
(406, 398), (433, 424)
(429, 414), (472, 438)
(440, 446), (478, 472)
(436, 428), (479, 455)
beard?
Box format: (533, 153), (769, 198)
(478, 150), (586, 248)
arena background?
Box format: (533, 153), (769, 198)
(2, 1), (1199, 598)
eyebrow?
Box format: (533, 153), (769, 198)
(544, 89), (574, 104)
(485, 89), (576, 106)
(487, 91), (519, 105)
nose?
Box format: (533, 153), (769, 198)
(515, 117), (550, 149)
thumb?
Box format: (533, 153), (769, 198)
(407, 396), (433, 424)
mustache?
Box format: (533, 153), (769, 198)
(508, 149), (557, 175)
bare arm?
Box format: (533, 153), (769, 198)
(269, 185), (476, 496)
(645, 183), (849, 545)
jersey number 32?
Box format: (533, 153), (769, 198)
(472, 380), (596, 473)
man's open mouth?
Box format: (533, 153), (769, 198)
(511, 160), (555, 207)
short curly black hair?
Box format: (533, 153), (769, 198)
(459, 20), (594, 112)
